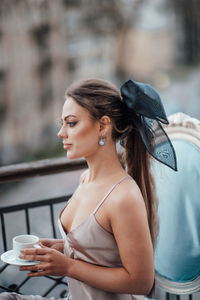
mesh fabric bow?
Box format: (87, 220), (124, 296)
(120, 80), (177, 171)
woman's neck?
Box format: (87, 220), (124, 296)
(85, 144), (126, 183)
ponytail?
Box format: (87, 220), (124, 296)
(123, 128), (159, 249)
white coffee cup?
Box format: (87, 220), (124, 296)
(13, 234), (39, 260)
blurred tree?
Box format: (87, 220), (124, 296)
(170, 0), (200, 63)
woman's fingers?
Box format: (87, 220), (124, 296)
(21, 254), (51, 262)
(21, 247), (52, 261)
(20, 264), (49, 277)
(22, 247), (48, 255)
(27, 270), (48, 277)
(39, 239), (53, 247)
(39, 242), (47, 248)
(38, 239), (64, 252)
(26, 247), (48, 254)
(20, 263), (48, 272)
(20, 247), (69, 277)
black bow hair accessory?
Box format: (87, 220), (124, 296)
(120, 79), (177, 171)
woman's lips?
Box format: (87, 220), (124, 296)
(63, 143), (72, 150)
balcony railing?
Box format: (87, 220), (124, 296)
(0, 157), (87, 183)
(0, 157), (86, 298)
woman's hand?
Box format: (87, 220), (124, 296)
(19, 246), (71, 277)
(39, 238), (64, 253)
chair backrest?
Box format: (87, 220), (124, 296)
(152, 112), (200, 295)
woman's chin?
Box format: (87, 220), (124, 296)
(66, 151), (81, 160)
(66, 153), (75, 160)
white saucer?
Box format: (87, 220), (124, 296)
(1, 250), (40, 266)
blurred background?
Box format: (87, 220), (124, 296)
(0, 0), (200, 295)
(1, 0), (200, 167)
(0, 0), (200, 202)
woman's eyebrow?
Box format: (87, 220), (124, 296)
(63, 115), (77, 121)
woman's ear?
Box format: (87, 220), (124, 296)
(99, 116), (111, 134)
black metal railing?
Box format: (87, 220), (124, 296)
(0, 157), (86, 297)
(0, 195), (72, 297)
(0, 195), (71, 253)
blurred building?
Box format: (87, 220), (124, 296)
(0, 0), (196, 166)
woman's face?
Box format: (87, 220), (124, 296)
(57, 97), (101, 159)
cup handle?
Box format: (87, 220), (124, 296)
(34, 244), (41, 249)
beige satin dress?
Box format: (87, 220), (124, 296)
(1, 177), (144, 300)
(58, 176), (144, 300)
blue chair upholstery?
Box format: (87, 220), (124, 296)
(153, 139), (200, 284)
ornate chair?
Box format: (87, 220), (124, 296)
(152, 112), (200, 299)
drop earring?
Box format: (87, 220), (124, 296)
(98, 135), (106, 146)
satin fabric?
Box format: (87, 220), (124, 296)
(2, 177), (144, 300)
(58, 176), (144, 300)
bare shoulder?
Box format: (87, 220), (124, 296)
(109, 178), (146, 217)
(113, 178), (144, 205)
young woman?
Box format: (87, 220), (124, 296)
(2, 78), (177, 300)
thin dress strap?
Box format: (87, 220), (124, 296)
(92, 176), (131, 215)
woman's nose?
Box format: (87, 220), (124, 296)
(57, 126), (67, 138)
(57, 129), (62, 138)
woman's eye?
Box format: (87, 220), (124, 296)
(67, 122), (77, 127)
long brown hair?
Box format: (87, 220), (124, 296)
(66, 78), (158, 248)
